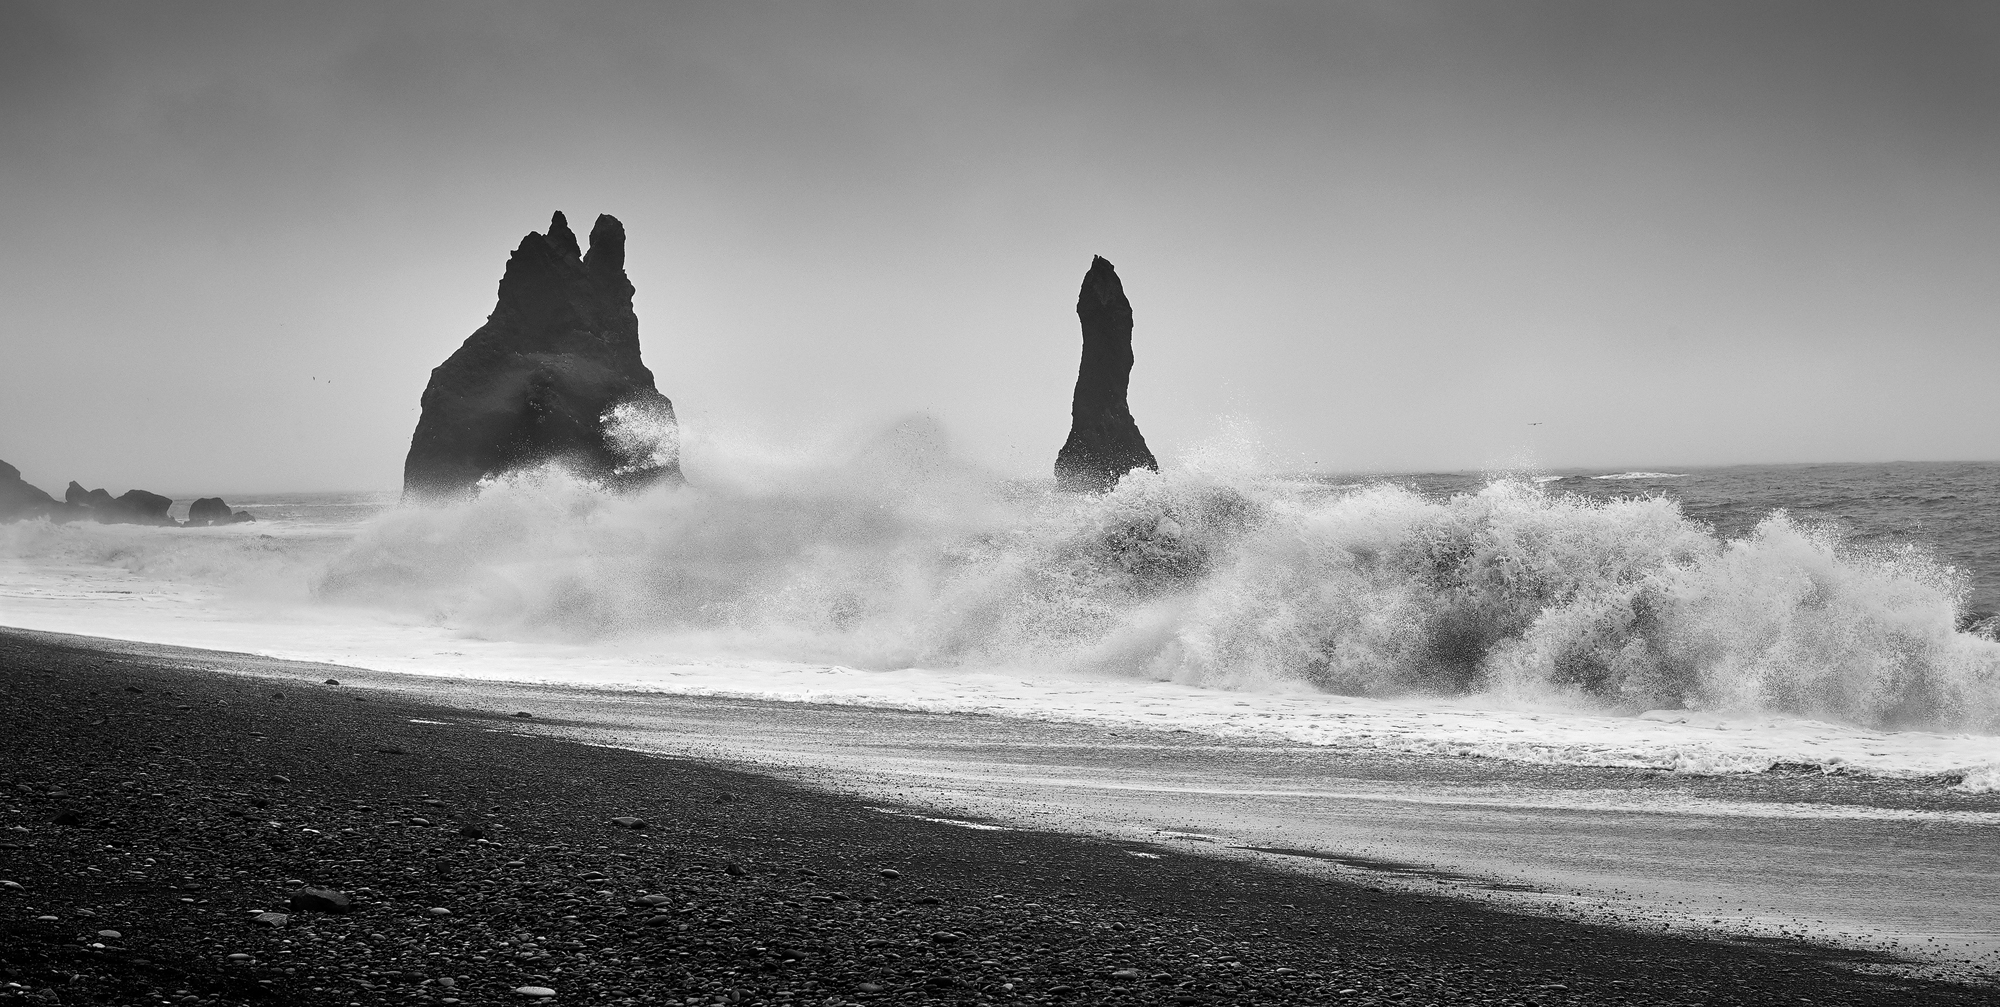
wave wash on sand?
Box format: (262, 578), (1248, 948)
(6, 430), (1999, 787)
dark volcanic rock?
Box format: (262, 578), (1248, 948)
(402, 211), (682, 500)
(54, 481), (177, 525)
(104, 489), (175, 526)
(186, 497), (233, 527)
(286, 887), (355, 914)
(0, 460), (59, 522)
(1054, 256), (1158, 492)
(66, 481), (112, 509)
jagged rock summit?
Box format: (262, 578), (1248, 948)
(1054, 256), (1157, 492)
(402, 211), (682, 500)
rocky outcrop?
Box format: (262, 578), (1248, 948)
(1054, 256), (1157, 492)
(104, 490), (174, 525)
(60, 480), (175, 525)
(185, 497), (255, 526)
(3, 463), (246, 527)
(187, 497), (232, 526)
(66, 481), (111, 510)
(1, 461), (62, 522)
(402, 211), (682, 500)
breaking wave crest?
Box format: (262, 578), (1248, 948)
(312, 435), (2000, 734)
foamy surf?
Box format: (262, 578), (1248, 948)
(4, 443), (1999, 795)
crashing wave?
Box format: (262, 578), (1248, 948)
(309, 446), (2000, 734)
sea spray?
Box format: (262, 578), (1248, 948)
(304, 449), (2000, 733)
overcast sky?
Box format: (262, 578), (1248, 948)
(3, 1), (1998, 493)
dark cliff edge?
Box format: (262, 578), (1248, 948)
(402, 211), (682, 501)
(1054, 255), (1157, 492)
(0, 461), (70, 523)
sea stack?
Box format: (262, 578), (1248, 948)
(1054, 256), (1157, 492)
(402, 212), (682, 500)
(186, 497), (233, 526)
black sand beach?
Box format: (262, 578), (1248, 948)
(0, 628), (1991, 1006)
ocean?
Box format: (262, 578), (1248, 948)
(3, 454), (1998, 792)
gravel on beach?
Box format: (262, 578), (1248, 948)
(0, 629), (1989, 1006)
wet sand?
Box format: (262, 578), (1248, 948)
(2, 627), (1994, 1005)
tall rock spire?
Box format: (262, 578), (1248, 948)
(1054, 255), (1157, 492)
(401, 211), (682, 499)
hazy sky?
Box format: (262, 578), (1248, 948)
(3, 1), (1998, 493)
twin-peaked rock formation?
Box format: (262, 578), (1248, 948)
(1055, 256), (1157, 492)
(402, 212), (681, 500)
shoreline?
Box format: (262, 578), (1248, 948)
(1, 628), (1994, 1005)
(18, 626), (1997, 971)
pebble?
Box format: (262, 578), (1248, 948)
(609, 816), (647, 829)
(512, 986), (556, 997)
(877, 869), (901, 879)
(323, 678), (340, 685)
(286, 887), (355, 914)
(253, 913), (288, 927)
(427, 907), (452, 916)
(513, 711), (534, 719)
(227, 953), (252, 962)
(96, 930), (122, 939)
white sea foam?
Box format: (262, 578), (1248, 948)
(4, 428), (1999, 790)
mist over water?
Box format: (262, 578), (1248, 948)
(302, 425), (2000, 736)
